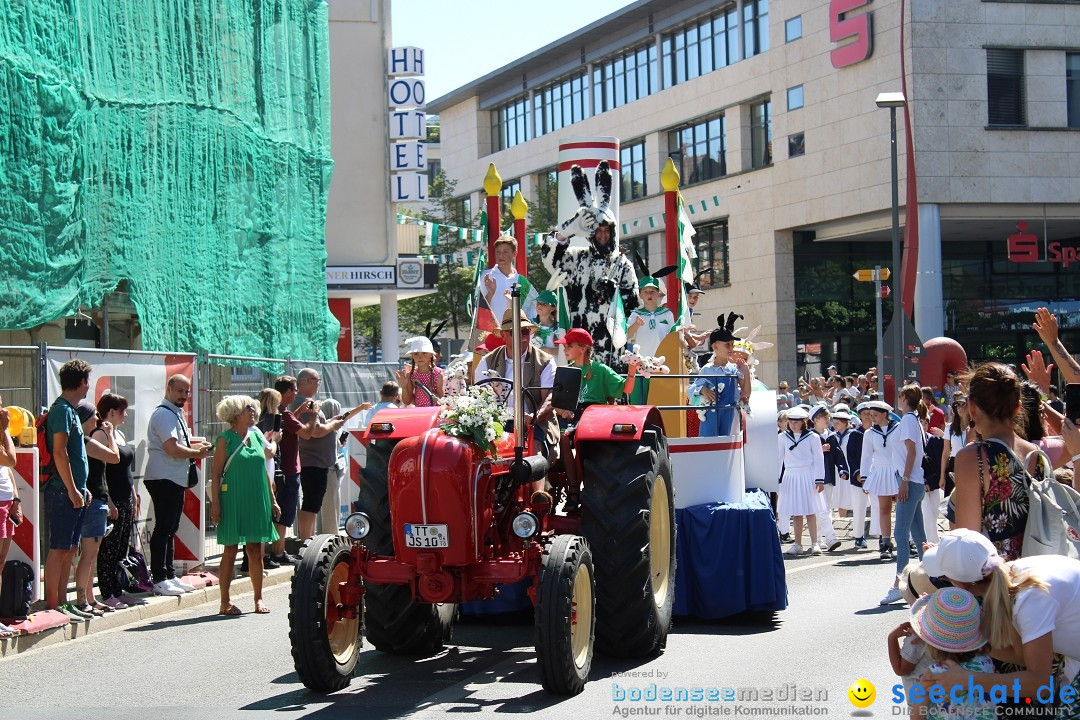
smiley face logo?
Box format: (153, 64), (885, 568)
(847, 678), (876, 708)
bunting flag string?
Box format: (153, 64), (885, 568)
(618, 194), (722, 237)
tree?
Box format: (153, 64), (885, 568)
(525, 175), (561, 292)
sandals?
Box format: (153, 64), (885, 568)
(218, 604), (242, 616)
(75, 603), (106, 617)
(254, 601), (270, 615)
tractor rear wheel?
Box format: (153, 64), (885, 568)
(580, 426), (675, 657)
(535, 534), (595, 695)
(358, 439), (455, 654)
(288, 534), (361, 691)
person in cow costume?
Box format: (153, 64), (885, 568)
(542, 161), (638, 368)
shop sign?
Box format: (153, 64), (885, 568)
(830, 0), (873, 69)
(326, 266), (395, 287)
(1008, 221), (1080, 268)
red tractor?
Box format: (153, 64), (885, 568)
(288, 309), (675, 695)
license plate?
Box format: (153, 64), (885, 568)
(404, 524), (449, 548)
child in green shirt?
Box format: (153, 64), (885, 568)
(551, 328), (640, 511)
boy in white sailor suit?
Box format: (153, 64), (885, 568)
(810, 404), (845, 552)
(777, 406), (829, 555)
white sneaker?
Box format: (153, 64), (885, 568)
(169, 578), (197, 593)
(809, 543), (823, 555)
(153, 580), (184, 597)
(784, 543), (803, 555)
(880, 586), (904, 605)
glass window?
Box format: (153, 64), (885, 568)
(426, 159), (442, 183)
(750, 100), (772, 168)
(533, 71), (589, 137)
(693, 221), (730, 288)
(785, 16), (802, 42)
(622, 236), (650, 266)
(490, 95), (530, 151)
(501, 179), (521, 208)
(787, 85), (804, 111)
(744, 0), (769, 58)
(620, 140), (648, 200)
(667, 114), (726, 186)
(788, 133), (805, 158)
(452, 196), (472, 227)
(593, 43), (657, 112)
(662, 4), (739, 89)
(986, 48), (1025, 127)
(1068, 53), (1080, 128)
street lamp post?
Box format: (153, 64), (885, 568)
(876, 91), (906, 403)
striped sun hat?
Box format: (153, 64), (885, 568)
(910, 587), (986, 653)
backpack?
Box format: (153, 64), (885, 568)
(117, 546), (153, 594)
(36, 410), (54, 479)
(0, 560), (34, 620)
(1022, 450), (1080, 559)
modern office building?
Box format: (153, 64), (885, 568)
(429, 0), (1080, 385)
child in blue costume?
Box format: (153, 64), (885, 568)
(688, 313), (751, 437)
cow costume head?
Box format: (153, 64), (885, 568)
(570, 162), (619, 257)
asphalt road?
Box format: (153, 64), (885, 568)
(3, 543), (913, 720)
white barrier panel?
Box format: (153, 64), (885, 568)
(346, 429), (367, 516)
(669, 434), (745, 509)
(744, 390), (780, 493)
(11, 449), (40, 601)
(47, 350), (203, 570)
(557, 136), (620, 242)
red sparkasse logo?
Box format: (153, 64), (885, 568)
(1008, 221), (1080, 268)
(830, 0), (874, 68)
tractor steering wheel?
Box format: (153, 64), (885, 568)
(474, 377), (541, 418)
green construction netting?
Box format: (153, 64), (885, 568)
(0, 0), (338, 359)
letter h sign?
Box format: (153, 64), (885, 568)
(830, 0), (873, 69)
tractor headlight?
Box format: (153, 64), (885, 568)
(511, 511), (540, 539)
(344, 512), (371, 540)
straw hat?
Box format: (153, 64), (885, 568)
(898, 561), (938, 605)
(910, 588), (986, 653)
(501, 309), (538, 330)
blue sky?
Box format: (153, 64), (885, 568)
(391, 0), (636, 103)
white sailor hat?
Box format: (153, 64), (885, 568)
(786, 406), (810, 421)
(865, 400), (893, 413)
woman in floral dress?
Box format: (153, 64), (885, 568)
(949, 362), (1049, 561)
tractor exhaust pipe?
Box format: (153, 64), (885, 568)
(510, 286), (525, 450)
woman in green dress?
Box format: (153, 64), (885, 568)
(210, 395), (280, 615)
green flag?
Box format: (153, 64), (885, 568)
(607, 288), (627, 350)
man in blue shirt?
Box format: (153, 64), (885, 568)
(43, 359), (92, 618)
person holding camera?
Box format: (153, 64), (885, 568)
(266, 376), (305, 566)
(145, 374), (211, 596)
(292, 369), (346, 542)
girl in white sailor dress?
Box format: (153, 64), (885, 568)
(859, 403), (900, 560)
(776, 409), (828, 555)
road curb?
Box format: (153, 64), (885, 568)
(0, 565), (295, 660)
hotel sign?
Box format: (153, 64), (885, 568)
(388, 46), (427, 203)
(830, 0), (874, 69)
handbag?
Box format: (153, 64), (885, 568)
(1020, 449), (1080, 559)
(156, 404), (199, 488)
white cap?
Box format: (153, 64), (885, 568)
(921, 529), (1000, 583)
(786, 406), (810, 421)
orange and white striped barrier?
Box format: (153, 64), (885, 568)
(11, 449), (40, 601)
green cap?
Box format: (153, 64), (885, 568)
(536, 290), (558, 306)
(638, 276), (664, 295)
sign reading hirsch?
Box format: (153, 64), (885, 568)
(830, 0), (874, 69)
(326, 266), (396, 287)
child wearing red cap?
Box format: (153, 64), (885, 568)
(551, 329), (640, 510)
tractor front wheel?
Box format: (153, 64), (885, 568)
(288, 534), (362, 691)
(535, 534), (595, 695)
(359, 439), (455, 654)
(580, 426), (676, 657)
